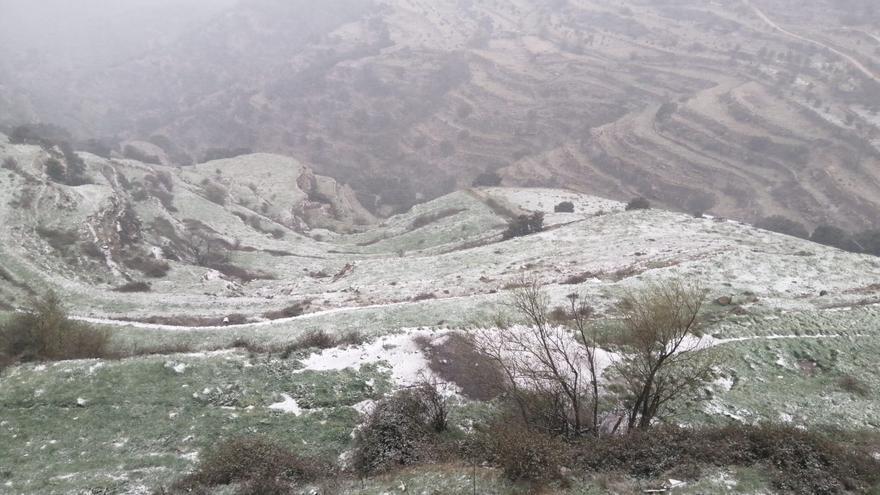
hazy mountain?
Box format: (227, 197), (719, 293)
(3, 0), (880, 226)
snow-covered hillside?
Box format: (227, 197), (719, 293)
(1, 138), (880, 494)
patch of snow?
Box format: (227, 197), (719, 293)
(713, 376), (735, 392)
(352, 399), (376, 415)
(164, 361), (187, 374)
(704, 400), (747, 422)
(268, 394), (303, 416)
(298, 328), (443, 386)
(775, 353), (789, 368)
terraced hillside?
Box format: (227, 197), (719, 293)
(1, 137), (880, 493)
(2, 0), (880, 228)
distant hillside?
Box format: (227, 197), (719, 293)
(1, 132), (878, 323)
(2, 0), (880, 227)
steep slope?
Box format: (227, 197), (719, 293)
(0, 135), (375, 313)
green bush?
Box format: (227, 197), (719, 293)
(554, 201), (575, 213)
(0, 292), (109, 363)
(625, 197), (651, 211)
(502, 212), (544, 239)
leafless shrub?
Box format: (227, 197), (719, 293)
(483, 414), (565, 483)
(473, 278), (601, 437)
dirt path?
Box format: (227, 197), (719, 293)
(743, 0), (880, 84)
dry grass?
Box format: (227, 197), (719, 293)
(415, 332), (505, 401)
(263, 302), (308, 320)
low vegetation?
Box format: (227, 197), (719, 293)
(161, 436), (324, 495)
(472, 170), (502, 187)
(36, 226), (79, 252)
(757, 215), (810, 239)
(575, 425), (880, 494)
(554, 201), (574, 213)
(113, 281), (152, 293)
(625, 197), (651, 211)
(410, 207), (465, 230)
(123, 144), (161, 164)
(0, 292), (108, 364)
(122, 251), (171, 278)
(351, 382), (450, 476)
(263, 302), (308, 320)
(203, 181), (229, 206)
(502, 212), (544, 239)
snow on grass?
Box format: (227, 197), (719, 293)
(163, 361), (188, 374)
(268, 394), (304, 416)
(298, 328), (445, 386)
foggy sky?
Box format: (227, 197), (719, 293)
(0, 0), (238, 72)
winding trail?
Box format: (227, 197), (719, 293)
(71, 302), (411, 331)
(743, 0), (880, 84)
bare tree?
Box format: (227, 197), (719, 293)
(472, 279), (599, 437)
(612, 280), (716, 431)
(565, 293), (601, 435)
